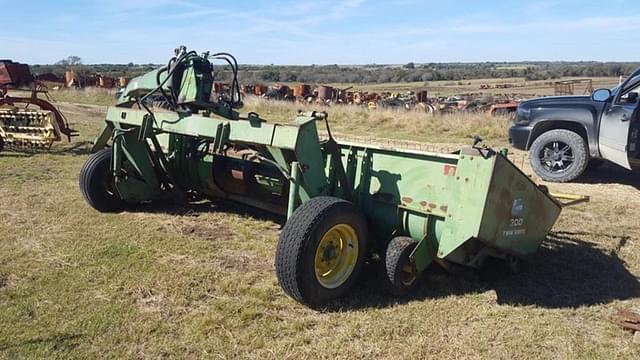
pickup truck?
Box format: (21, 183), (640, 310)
(509, 67), (640, 182)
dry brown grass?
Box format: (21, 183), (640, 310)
(1, 100), (638, 358)
(46, 87), (117, 106)
(36, 88), (512, 145)
(242, 96), (510, 146)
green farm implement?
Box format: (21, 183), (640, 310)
(80, 47), (572, 307)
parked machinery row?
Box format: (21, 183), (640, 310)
(233, 81), (522, 116)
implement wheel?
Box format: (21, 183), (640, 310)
(79, 148), (126, 212)
(275, 196), (368, 307)
(383, 236), (419, 296)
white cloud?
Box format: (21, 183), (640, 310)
(104, 0), (200, 11)
(332, 0), (367, 18)
(523, 1), (560, 14)
(345, 0), (366, 7)
(352, 14), (640, 36)
(445, 15), (640, 33)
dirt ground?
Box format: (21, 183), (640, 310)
(0, 102), (639, 359)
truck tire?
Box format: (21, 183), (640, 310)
(529, 129), (588, 182)
(275, 196), (368, 308)
(383, 236), (419, 297)
(79, 148), (126, 212)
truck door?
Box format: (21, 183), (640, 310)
(599, 73), (640, 170)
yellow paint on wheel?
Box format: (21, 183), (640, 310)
(401, 264), (416, 286)
(314, 224), (359, 289)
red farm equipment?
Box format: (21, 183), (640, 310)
(0, 60), (77, 151)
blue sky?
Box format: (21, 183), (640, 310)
(1, 0), (639, 64)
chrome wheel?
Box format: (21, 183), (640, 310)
(539, 141), (574, 173)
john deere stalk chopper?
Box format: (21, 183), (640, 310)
(80, 47), (569, 308)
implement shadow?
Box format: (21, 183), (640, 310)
(327, 230), (640, 311)
(488, 231), (639, 307)
(46, 141), (93, 156)
(129, 195), (285, 226)
(0, 141), (93, 157)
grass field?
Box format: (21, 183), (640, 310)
(1, 91), (639, 358)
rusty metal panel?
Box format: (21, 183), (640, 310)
(64, 70), (76, 87)
(35, 73), (62, 83)
(0, 60), (33, 87)
(416, 89), (428, 103)
(118, 77), (129, 88)
(98, 76), (115, 88)
(317, 86), (334, 101)
(293, 84), (311, 97)
(253, 84), (267, 96)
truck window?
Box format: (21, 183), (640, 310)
(619, 75), (640, 103)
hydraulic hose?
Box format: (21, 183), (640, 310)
(210, 52), (242, 108)
(140, 50), (199, 105)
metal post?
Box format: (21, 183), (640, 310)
(287, 161), (301, 219)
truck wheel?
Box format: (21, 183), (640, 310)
(529, 129), (588, 182)
(383, 236), (419, 296)
(275, 196), (368, 308)
(79, 148), (126, 212)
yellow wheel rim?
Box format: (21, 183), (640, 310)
(314, 224), (359, 289)
(401, 264), (417, 286)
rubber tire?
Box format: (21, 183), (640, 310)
(529, 129), (588, 182)
(79, 148), (126, 212)
(275, 196), (368, 308)
(0, 135), (4, 152)
(383, 236), (419, 297)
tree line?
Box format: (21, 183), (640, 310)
(30, 59), (640, 84)
(235, 62), (640, 83)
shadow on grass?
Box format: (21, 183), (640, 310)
(47, 141), (93, 156)
(327, 230), (640, 311)
(129, 195), (285, 226)
(577, 161), (640, 189)
(0, 141), (93, 157)
(0, 333), (83, 352)
(122, 197), (639, 310)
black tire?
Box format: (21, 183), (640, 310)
(529, 129), (588, 182)
(0, 135), (4, 152)
(383, 236), (419, 297)
(79, 148), (126, 212)
(275, 196), (368, 308)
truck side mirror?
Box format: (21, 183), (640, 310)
(592, 88), (611, 102)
